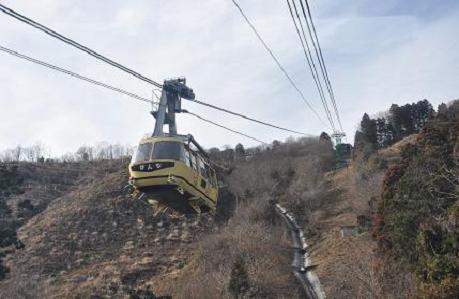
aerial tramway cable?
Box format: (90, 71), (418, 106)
(298, 0), (344, 132)
(182, 110), (269, 145)
(230, 0), (330, 129)
(0, 45), (154, 104)
(186, 98), (310, 136)
(1, 44), (305, 137)
(0, 2), (324, 138)
(0, 3), (163, 88)
(286, 0), (336, 132)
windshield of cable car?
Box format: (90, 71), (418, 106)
(132, 143), (153, 163)
(151, 141), (184, 161)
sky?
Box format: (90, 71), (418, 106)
(0, 0), (458, 156)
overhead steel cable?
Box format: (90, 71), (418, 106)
(301, 0), (334, 95)
(182, 110), (269, 145)
(0, 2), (324, 136)
(290, 0), (335, 131)
(286, 0), (336, 132)
(0, 3), (163, 89)
(0, 44), (308, 136)
(0, 44), (305, 136)
(299, 0), (344, 132)
(230, 0), (330, 129)
(185, 98), (309, 136)
(0, 45), (154, 104)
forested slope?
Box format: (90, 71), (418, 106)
(352, 99), (459, 298)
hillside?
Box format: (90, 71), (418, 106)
(373, 101), (459, 298)
(0, 161), (215, 298)
(0, 137), (336, 298)
(308, 100), (459, 298)
(1, 101), (457, 299)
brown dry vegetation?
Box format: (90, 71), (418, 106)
(161, 137), (336, 298)
(328, 100), (459, 299)
(307, 131), (425, 298)
(0, 137), (336, 299)
(307, 164), (381, 299)
(163, 201), (298, 299)
(0, 161), (215, 298)
(2, 109), (455, 299)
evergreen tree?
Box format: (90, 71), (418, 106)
(229, 256), (250, 298)
(385, 122), (395, 146)
(414, 99), (434, 130)
(319, 132), (332, 143)
(0, 258), (9, 280)
(438, 103), (448, 119)
(399, 104), (414, 135)
(376, 117), (395, 148)
(360, 113), (377, 145)
(235, 143), (245, 158)
(376, 118), (387, 148)
(389, 104), (402, 141)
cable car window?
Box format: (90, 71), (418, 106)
(184, 148), (192, 167)
(209, 168), (217, 187)
(152, 142), (183, 161)
(204, 164), (212, 184)
(198, 158), (209, 180)
(190, 152), (197, 170)
(133, 143), (153, 163)
(207, 166), (216, 187)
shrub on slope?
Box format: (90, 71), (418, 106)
(374, 101), (459, 298)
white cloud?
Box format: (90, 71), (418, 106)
(0, 0), (458, 155)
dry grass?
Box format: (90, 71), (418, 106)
(159, 138), (335, 299)
(166, 199), (300, 299)
(0, 138), (335, 299)
(307, 164), (383, 299)
(0, 160), (211, 298)
(378, 134), (418, 163)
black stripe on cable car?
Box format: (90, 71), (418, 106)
(131, 162), (175, 172)
(134, 174), (216, 203)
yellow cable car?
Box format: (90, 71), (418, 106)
(129, 134), (218, 214)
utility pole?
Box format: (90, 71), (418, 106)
(151, 78), (195, 136)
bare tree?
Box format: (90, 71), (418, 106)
(23, 146), (35, 162)
(60, 152), (76, 162)
(31, 142), (46, 161)
(13, 146), (22, 161)
(76, 145), (94, 161)
(0, 149), (14, 162)
(111, 144), (124, 159)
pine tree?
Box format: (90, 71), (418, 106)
(360, 113), (377, 145)
(235, 143), (245, 159)
(414, 99), (434, 130)
(319, 132), (332, 143)
(376, 118), (387, 148)
(229, 256), (250, 298)
(389, 104), (402, 141)
(438, 103), (448, 118)
(399, 104), (414, 135)
(0, 258), (9, 280)
(376, 117), (395, 148)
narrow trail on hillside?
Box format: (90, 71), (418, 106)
(275, 203), (325, 299)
